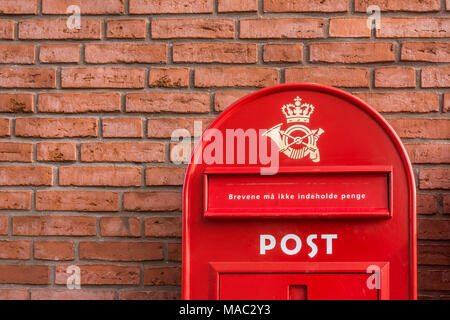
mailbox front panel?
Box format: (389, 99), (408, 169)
(183, 83), (416, 300)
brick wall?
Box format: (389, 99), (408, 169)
(0, 0), (448, 300)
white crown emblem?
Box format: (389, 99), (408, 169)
(281, 96), (314, 123)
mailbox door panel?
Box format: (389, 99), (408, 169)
(219, 273), (378, 300)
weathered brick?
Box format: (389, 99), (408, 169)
(419, 168), (450, 189)
(0, 93), (33, 113)
(42, 0), (124, 14)
(405, 144), (450, 164)
(286, 67), (369, 87)
(422, 67), (450, 88)
(0, 289), (28, 300)
(0, 265), (48, 284)
(19, 19), (102, 40)
(401, 42), (450, 63)
(146, 167), (186, 186)
(0, 143), (32, 162)
(329, 18), (371, 38)
(0, 0), (38, 14)
(13, 216), (97, 236)
(145, 217), (182, 237)
(0, 166), (52, 186)
(0, 240), (31, 259)
(0, 68), (56, 88)
(263, 44), (303, 63)
(124, 191), (182, 211)
(85, 44), (167, 64)
(107, 19), (147, 39)
(152, 19), (234, 39)
(31, 290), (115, 300)
(169, 141), (195, 163)
(80, 242), (163, 261)
(59, 166), (142, 187)
(240, 18), (325, 39)
(15, 118), (98, 138)
(310, 42), (395, 63)
(38, 92), (121, 113)
(374, 67), (416, 88)
(0, 44), (35, 64)
(126, 92), (210, 113)
(39, 44), (80, 63)
(102, 118), (143, 138)
(147, 117), (212, 138)
(0, 119), (10, 137)
(418, 270), (450, 290)
(168, 242), (182, 262)
(264, 0), (347, 12)
(214, 91), (252, 112)
(34, 241), (74, 261)
(445, 94), (450, 112)
(218, 0), (257, 12)
(173, 43), (257, 64)
(81, 142), (165, 163)
(418, 244), (450, 265)
(62, 68), (145, 89)
(37, 142), (77, 162)
(0, 216), (8, 235)
(355, 0), (441, 12)
(444, 194), (450, 214)
(418, 219), (450, 240)
(55, 264), (140, 285)
(149, 68), (189, 88)
(0, 20), (15, 39)
(376, 18), (450, 38)
(130, 0), (213, 14)
(36, 191), (119, 212)
(353, 92), (439, 113)
(119, 290), (180, 300)
(388, 119), (450, 139)
(144, 266), (181, 286)
(100, 217), (141, 237)
(0, 191), (32, 210)
(417, 193), (438, 215)
(195, 67), (278, 87)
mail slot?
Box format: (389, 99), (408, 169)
(183, 83), (416, 300)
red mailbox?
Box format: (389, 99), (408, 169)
(183, 83), (416, 300)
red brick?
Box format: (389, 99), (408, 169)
(85, 44), (167, 64)
(37, 142), (77, 162)
(103, 118), (143, 138)
(169, 142), (194, 163)
(130, 0), (212, 14)
(55, 264), (140, 285)
(38, 92), (121, 113)
(444, 94), (450, 112)
(0, 143), (32, 162)
(42, 0), (124, 14)
(240, 18), (325, 39)
(374, 67), (416, 88)
(329, 18), (371, 38)
(149, 68), (189, 88)
(81, 142), (165, 163)
(19, 19), (101, 40)
(168, 242), (181, 262)
(353, 92), (439, 113)
(195, 67), (278, 87)
(263, 44), (303, 63)
(388, 119), (450, 139)
(310, 42), (394, 63)
(119, 290), (180, 300)
(376, 18), (450, 38)
(0, 44), (35, 64)
(15, 118), (98, 138)
(124, 191), (182, 212)
(62, 68), (145, 89)
(107, 19), (147, 39)
(0, 0), (38, 14)
(31, 290), (115, 300)
(59, 166), (142, 187)
(218, 0), (257, 12)
(0, 216), (8, 235)
(0, 240), (31, 259)
(36, 191), (119, 212)
(419, 219), (450, 240)
(0, 289), (28, 300)
(0, 68), (56, 88)
(144, 266), (181, 286)
(214, 91), (252, 112)
(126, 92), (210, 113)
(173, 43), (257, 64)
(0, 94), (33, 113)
(0, 20), (15, 39)
(0, 265), (48, 284)
(419, 169), (450, 190)
(264, 0), (346, 12)
(145, 217), (182, 237)
(80, 242), (163, 261)
(13, 216), (97, 236)
(0, 167), (52, 186)
(405, 144), (450, 164)
(355, 0), (440, 12)
(286, 67), (369, 87)
(0, 191), (32, 210)
(146, 167), (186, 186)
(418, 244), (450, 265)
(418, 270), (450, 290)
(444, 194), (450, 214)
(152, 19), (234, 39)
(0, 119), (10, 137)
(401, 42), (450, 63)
(39, 44), (80, 63)
(147, 117), (212, 138)
(422, 67), (450, 88)
(100, 217), (141, 237)
(34, 241), (74, 261)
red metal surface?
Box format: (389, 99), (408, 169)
(183, 83), (416, 300)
